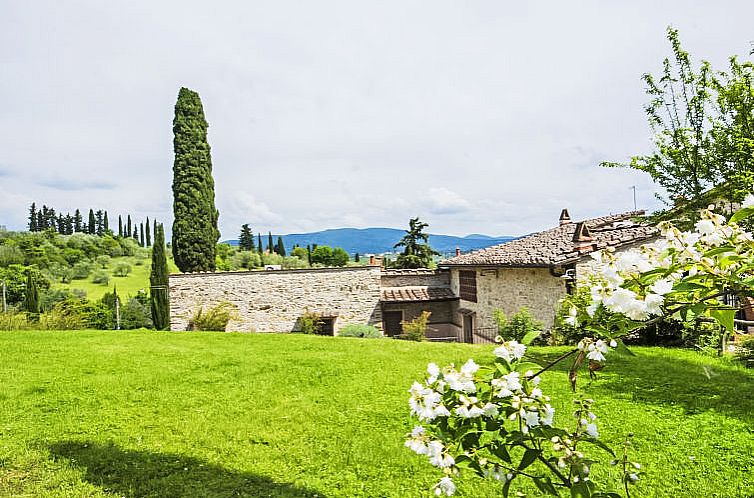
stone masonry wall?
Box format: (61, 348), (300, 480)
(169, 267), (382, 333)
(450, 267), (566, 331)
(380, 270), (450, 288)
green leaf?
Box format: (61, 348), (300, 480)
(533, 476), (560, 496)
(521, 329), (541, 346)
(502, 479), (511, 498)
(613, 339), (636, 357)
(730, 206), (754, 223)
(571, 480), (595, 498)
(579, 437), (617, 457)
(710, 308), (736, 332)
(518, 448), (540, 471)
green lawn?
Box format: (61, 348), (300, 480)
(53, 256), (179, 301)
(0, 332), (752, 497)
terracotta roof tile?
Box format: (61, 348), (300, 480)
(440, 211), (658, 267)
(380, 286), (457, 302)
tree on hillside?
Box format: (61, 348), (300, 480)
(257, 233), (263, 256)
(140, 222), (145, 247)
(127, 215), (132, 238)
(394, 217), (440, 269)
(118, 215), (123, 237)
(24, 271), (39, 322)
(171, 87), (220, 273)
(267, 232), (274, 254)
(95, 210), (104, 236)
(74, 209), (83, 233)
(88, 209), (96, 235)
(239, 224), (254, 251)
(603, 27), (754, 225)
(145, 218), (151, 247)
(150, 223), (170, 330)
(103, 211), (109, 233)
(28, 203), (37, 232)
(276, 236), (286, 256)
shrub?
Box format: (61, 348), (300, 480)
(734, 335), (754, 367)
(113, 262), (132, 277)
(338, 324), (381, 338)
(231, 251), (261, 270)
(0, 311), (31, 330)
(402, 311), (430, 342)
(0, 245), (24, 267)
(297, 309), (323, 335)
(493, 307), (542, 343)
(120, 297), (153, 329)
(90, 270), (110, 285)
(49, 298), (113, 329)
(40, 288), (85, 312)
(95, 255), (111, 269)
(188, 302), (238, 331)
(71, 261), (94, 280)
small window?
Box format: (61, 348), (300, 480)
(318, 317), (335, 336)
(459, 270), (477, 302)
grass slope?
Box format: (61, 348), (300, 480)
(0, 332), (751, 497)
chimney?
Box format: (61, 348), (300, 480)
(369, 255), (376, 266)
(455, 247), (461, 257)
(559, 208), (572, 226)
(572, 222), (595, 252)
(375, 255), (384, 268)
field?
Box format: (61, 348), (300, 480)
(0, 331), (752, 497)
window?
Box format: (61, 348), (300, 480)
(459, 270), (477, 302)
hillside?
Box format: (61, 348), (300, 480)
(226, 227), (514, 255)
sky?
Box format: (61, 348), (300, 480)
(1, 1), (752, 238)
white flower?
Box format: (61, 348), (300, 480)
(444, 366), (477, 394)
(523, 410), (540, 427)
(433, 477), (456, 496)
(492, 371), (523, 398)
(564, 307), (578, 327)
(695, 219), (716, 236)
(609, 339), (617, 348)
(427, 363), (440, 383)
(742, 193), (754, 209)
(482, 403), (499, 417)
(460, 359), (479, 376)
(493, 340), (527, 362)
(427, 441), (455, 468)
(454, 395), (485, 418)
(541, 404), (555, 426)
(628, 473), (639, 482)
(650, 278), (673, 296)
(585, 423), (599, 438)
(405, 426), (429, 454)
(644, 293), (664, 316)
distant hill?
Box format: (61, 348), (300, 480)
(225, 227), (515, 256)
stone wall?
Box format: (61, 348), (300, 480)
(381, 299), (458, 326)
(169, 267), (382, 333)
(381, 269), (450, 288)
(450, 267), (566, 331)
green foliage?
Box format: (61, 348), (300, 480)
(0, 265), (50, 305)
(337, 324), (381, 338)
(23, 271), (39, 320)
(71, 261), (94, 280)
(603, 28), (754, 226)
(120, 297), (153, 329)
(310, 245), (349, 267)
(493, 306), (543, 342)
(402, 311), (430, 341)
(291, 246), (308, 261)
(276, 236), (286, 256)
(0, 244), (24, 266)
(90, 270), (110, 285)
(113, 262), (132, 277)
(150, 224), (170, 330)
(171, 87), (220, 272)
(297, 310), (323, 335)
(394, 217), (439, 269)
(53, 298), (113, 329)
(238, 224), (254, 251)
(734, 335), (754, 366)
(188, 301), (237, 332)
(230, 250), (261, 270)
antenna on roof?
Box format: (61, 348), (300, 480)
(629, 186), (637, 210)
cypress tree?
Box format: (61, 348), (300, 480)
(171, 87), (220, 272)
(56, 214), (65, 234)
(145, 218), (152, 247)
(74, 209), (82, 232)
(150, 223), (170, 330)
(355, 252), (360, 263)
(28, 203), (37, 232)
(239, 224), (254, 251)
(118, 215), (123, 237)
(306, 245), (312, 265)
(36, 211), (45, 231)
(24, 271), (39, 322)
(104, 211), (109, 233)
(267, 232), (274, 253)
(257, 233), (263, 256)
(127, 215), (132, 238)
(140, 222), (145, 247)
(65, 214), (73, 235)
(276, 236), (286, 256)
(95, 210), (104, 236)
(133, 225), (139, 242)
(88, 209), (96, 234)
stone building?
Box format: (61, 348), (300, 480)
(168, 210), (657, 341)
(438, 210), (657, 341)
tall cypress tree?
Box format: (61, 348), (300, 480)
(267, 232), (274, 253)
(133, 225), (139, 242)
(104, 211), (109, 233)
(276, 236), (286, 256)
(171, 87), (219, 272)
(118, 215), (123, 237)
(95, 210), (104, 236)
(28, 203), (37, 232)
(88, 209), (96, 235)
(74, 209), (82, 232)
(24, 271), (39, 322)
(145, 218), (152, 247)
(64, 214), (73, 235)
(257, 233), (263, 256)
(140, 222), (145, 247)
(127, 215), (132, 238)
(150, 223), (170, 330)
(239, 224), (254, 251)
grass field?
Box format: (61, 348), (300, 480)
(53, 256), (179, 301)
(0, 332), (752, 497)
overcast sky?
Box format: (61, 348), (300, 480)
(1, 1), (752, 238)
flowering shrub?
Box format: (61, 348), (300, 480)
(407, 199), (754, 496)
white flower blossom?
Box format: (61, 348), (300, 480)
(541, 404), (555, 426)
(433, 477), (456, 496)
(493, 340), (527, 362)
(585, 423), (599, 438)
